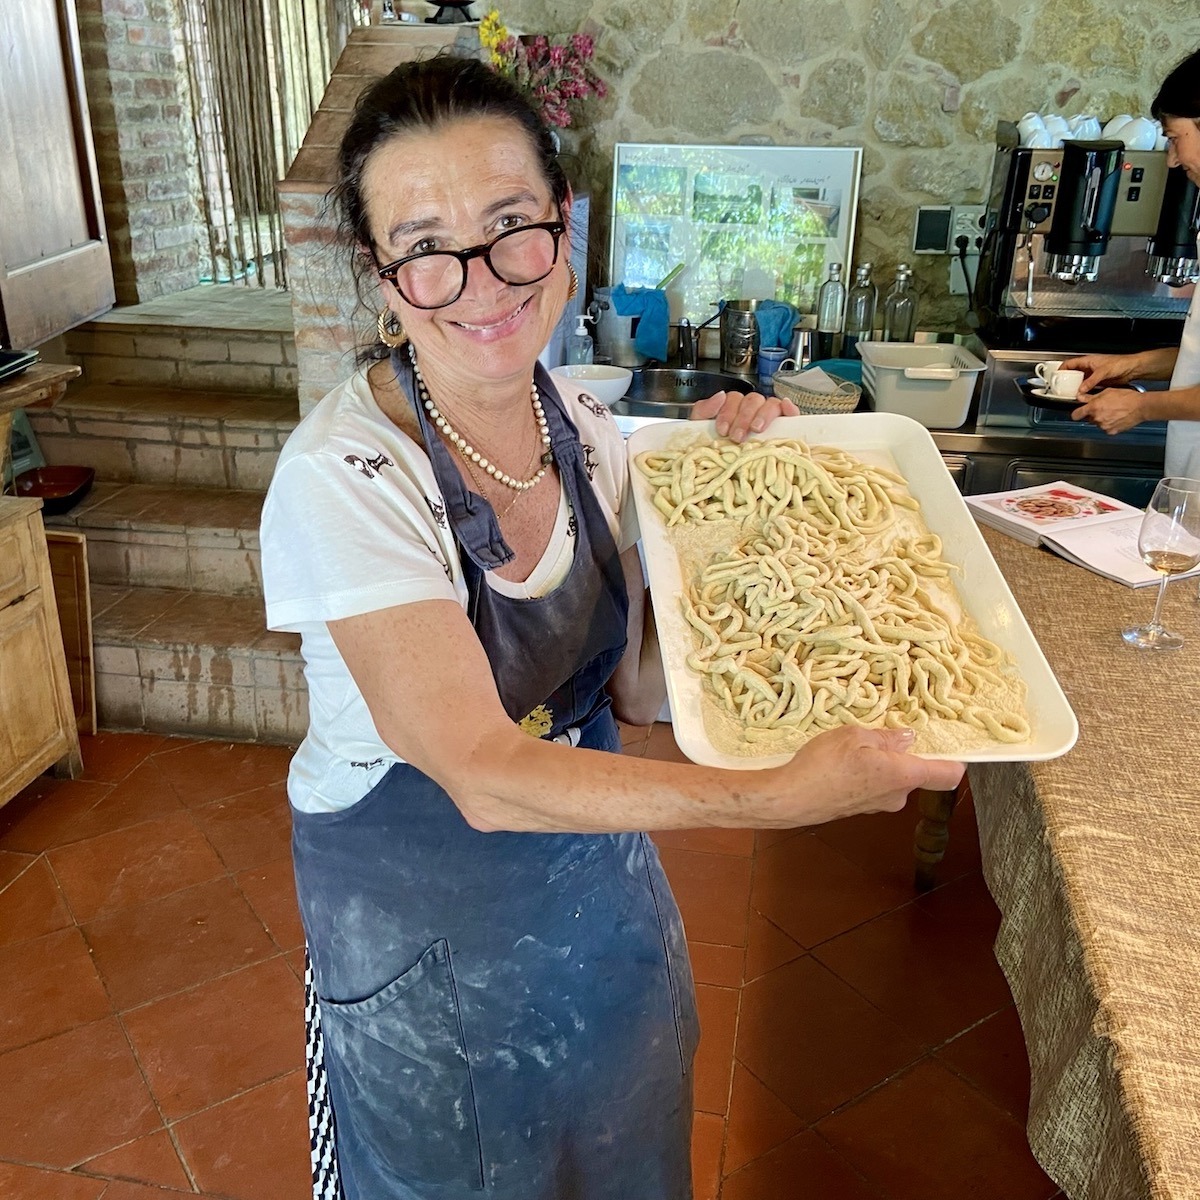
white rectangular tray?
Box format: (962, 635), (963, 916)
(627, 412), (1079, 769)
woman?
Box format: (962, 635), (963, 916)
(260, 56), (964, 1200)
(1065, 48), (1200, 469)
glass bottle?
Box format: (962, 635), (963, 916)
(843, 263), (877, 358)
(882, 263), (918, 342)
(814, 262), (846, 361)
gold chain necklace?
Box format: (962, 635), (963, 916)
(410, 346), (552, 492)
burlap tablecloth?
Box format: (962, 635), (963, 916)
(971, 529), (1200, 1200)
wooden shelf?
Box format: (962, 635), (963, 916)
(0, 362), (82, 416)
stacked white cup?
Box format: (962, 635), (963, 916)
(1016, 111), (1166, 151)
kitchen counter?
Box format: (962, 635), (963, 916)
(969, 527), (1200, 1200)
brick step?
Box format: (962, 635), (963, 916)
(92, 584), (306, 745)
(46, 481), (265, 596)
(27, 383), (297, 489)
(64, 283), (298, 396)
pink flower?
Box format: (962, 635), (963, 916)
(482, 22), (607, 129)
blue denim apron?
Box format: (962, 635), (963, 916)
(292, 359), (700, 1200)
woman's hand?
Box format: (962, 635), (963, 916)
(689, 390), (800, 442)
(775, 725), (965, 826)
(1071, 388), (1147, 434)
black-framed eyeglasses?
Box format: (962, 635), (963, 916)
(377, 220), (567, 310)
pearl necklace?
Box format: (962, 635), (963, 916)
(410, 348), (552, 492)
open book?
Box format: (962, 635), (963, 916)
(965, 482), (1200, 588)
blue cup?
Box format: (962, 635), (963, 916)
(757, 345), (789, 390)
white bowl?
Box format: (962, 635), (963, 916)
(550, 364), (633, 406)
(1102, 114), (1133, 139)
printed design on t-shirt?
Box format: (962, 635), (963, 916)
(343, 452), (395, 479)
(581, 443), (598, 482)
(426, 543), (453, 581)
(519, 703), (554, 738)
(424, 495), (448, 529)
(576, 391), (610, 420)
(351, 758), (384, 769)
(566, 505), (578, 540)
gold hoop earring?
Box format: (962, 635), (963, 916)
(566, 262), (578, 302)
(377, 308), (406, 348)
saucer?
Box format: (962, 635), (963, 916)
(1029, 386), (1082, 403)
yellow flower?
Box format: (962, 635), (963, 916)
(479, 8), (508, 52)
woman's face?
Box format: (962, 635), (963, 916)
(1163, 116), (1200, 187)
(362, 114), (570, 391)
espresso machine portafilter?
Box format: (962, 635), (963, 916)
(1043, 140), (1124, 283)
(1147, 166), (1200, 286)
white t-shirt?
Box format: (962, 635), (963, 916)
(1165, 244), (1200, 481)
(260, 367), (638, 813)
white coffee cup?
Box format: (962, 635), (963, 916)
(1103, 114), (1133, 139)
(1017, 113), (1045, 144)
(1043, 114), (1070, 139)
(1069, 115), (1102, 139)
(1035, 360), (1063, 384)
(1121, 117), (1157, 151)
(1042, 367), (1084, 398)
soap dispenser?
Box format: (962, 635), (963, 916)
(566, 313), (595, 365)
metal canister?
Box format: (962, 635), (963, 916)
(720, 299), (760, 374)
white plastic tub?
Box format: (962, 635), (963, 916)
(857, 341), (985, 429)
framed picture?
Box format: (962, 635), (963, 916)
(609, 142), (863, 322)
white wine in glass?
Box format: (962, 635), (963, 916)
(1123, 476), (1200, 651)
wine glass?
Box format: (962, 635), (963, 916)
(1123, 476), (1200, 651)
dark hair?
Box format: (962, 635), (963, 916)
(333, 55), (570, 263)
(1152, 47), (1200, 121)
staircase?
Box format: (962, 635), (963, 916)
(27, 287), (311, 744)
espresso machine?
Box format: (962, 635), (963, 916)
(976, 121), (1198, 351)
(961, 121), (1200, 505)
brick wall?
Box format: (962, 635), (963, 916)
(280, 189), (369, 415)
(75, 0), (205, 304)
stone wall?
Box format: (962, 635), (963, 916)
(75, 0), (205, 304)
(497, 0), (1200, 331)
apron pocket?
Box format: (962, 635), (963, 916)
(318, 939), (484, 1191)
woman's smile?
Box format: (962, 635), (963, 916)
(447, 294), (533, 338)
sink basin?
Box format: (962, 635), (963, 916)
(617, 368), (755, 418)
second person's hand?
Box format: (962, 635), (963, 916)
(689, 389), (800, 442)
(1071, 388), (1147, 434)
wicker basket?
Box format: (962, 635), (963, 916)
(769, 362), (861, 415)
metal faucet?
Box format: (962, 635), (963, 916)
(676, 318), (698, 370)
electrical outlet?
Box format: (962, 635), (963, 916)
(947, 205), (985, 295)
(950, 205), (986, 252)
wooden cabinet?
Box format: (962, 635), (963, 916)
(0, 498), (82, 805)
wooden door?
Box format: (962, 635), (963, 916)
(0, 0), (114, 349)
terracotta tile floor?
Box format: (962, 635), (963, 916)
(0, 727), (1063, 1199)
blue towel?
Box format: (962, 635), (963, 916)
(611, 285), (670, 361)
(756, 300), (798, 350)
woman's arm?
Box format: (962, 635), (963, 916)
(328, 599), (963, 835)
